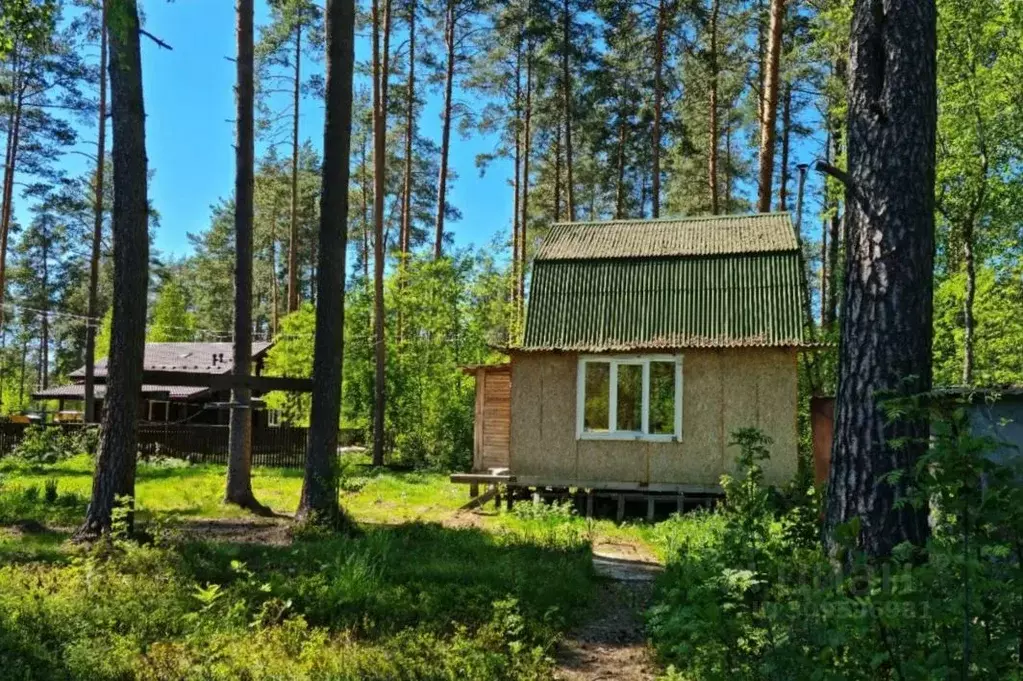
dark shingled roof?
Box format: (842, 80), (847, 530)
(33, 384), (208, 401)
(69, 341), (273, 379)
(520, 213), (806, 351)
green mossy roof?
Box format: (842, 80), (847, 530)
(521, 213), (806, 351)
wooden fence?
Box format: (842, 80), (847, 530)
(0, 422), (362, 468)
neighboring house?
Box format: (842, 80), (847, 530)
(34, 342), (274, 425)
(468, 213), (807, 494)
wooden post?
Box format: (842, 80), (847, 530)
(646, 496), (655, 522)
(470, 482), (479, 498)
(677, 493), (685, 515)
(493, 484), (501, 510)
(616, 494), (625, 522)
(506, 486), (513, 511)
(586, 490), (594, 518)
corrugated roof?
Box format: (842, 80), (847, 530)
(33, 384), (208, 401)
(521, 229), (806, 351)
(69, 341), (273, 379)
(535, 213), (798, 261)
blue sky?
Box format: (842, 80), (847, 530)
(23, 0), (514, 260)
(18, 1), (826, 261)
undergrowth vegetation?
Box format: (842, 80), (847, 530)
(648, 404), (1023, 681)
(0, 522), (592, 680)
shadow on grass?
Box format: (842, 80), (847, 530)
(173, 520), (596, 639)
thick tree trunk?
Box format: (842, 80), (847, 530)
(226, 0), (267, 514)
(561, 0), (575, 221)
(434, 0), (455, 260)
(79, 0), (149, 538)
(85, 2), (107, 424)
(707, 0), (720, 215)
(778, 82), (791, 211)
(756, 0), (784, 213)
(297, 0), (355, 527)
(287, 17), (302, 313)
(825, 0), (937, 560)
(400, 0), (416, 255)
(371, 0), (390, 466)
(651, 0), (668, 218)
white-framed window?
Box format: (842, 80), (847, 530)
(576, 354), (683, 442)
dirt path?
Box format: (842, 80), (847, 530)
(555, 542), (662, 681)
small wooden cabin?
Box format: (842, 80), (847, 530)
(461, 213), (807, 499)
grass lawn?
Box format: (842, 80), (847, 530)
(0, 453), (685, 680)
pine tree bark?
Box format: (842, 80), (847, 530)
(287, 14), (303, 313)
(297, 0), (355, 527)
(560, 0), (575, 221)
(399, 0), (416, 255)
(85, 1), (108, 424)
(78, 0), (149, 538)
(825, 0), (937, 560)
(553, 124), (562, 221)
(371, 0), (391, 466)
(756, 0), (784, 213)
(707, 0), (720, 215)
(40, 236), (49, 390)
(434, 0), (455, 259)
(226, 0), (268, 514)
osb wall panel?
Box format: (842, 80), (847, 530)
(578, 439), (648, 483)
(509, 348), (798, 487)
(510, 354), (576, 479)
(756, 349), (799, 483)
(649, 351), (723, 485)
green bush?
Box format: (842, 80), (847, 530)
(649, 414), (1023, 681)
(10, 426), (94, 464)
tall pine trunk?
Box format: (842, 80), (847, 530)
(85, 1), (108, 424)
(297, 0), (355, 527)
(518, 31), (533, 315)
(778, 83), (791, 211)
(560, 0), (575, 221)
(371, 0), (391, 467)
(226, 0), (267, 514)
(651, 0), (668, 218)
(614, 113), (626, 219)
(287, 15), (303, 313)
(511, 39), (522, 313)
(79, 0), (149, 538)
(0, 88), (23, 350)
(400, 0), (416, 255)
(707, 0), (720, 215)
(434, 0), (455, 259)
(825, 0), (937, 559)
(756, 0), (784, 213)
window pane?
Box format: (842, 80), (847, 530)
(583, 362), (610, 431)
(617, 363), (643, 432)
(649, 361), (676, 435)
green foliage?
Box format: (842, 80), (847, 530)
(934, 267), (1023, 385)
(147, 278), (195, 342)
(266, 249), (512, 470)
(0, 521), (591, 680)
(11, 425), (90, 464)
(649, 408), (1023, 680)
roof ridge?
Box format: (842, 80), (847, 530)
(550, 212), (791, 228)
